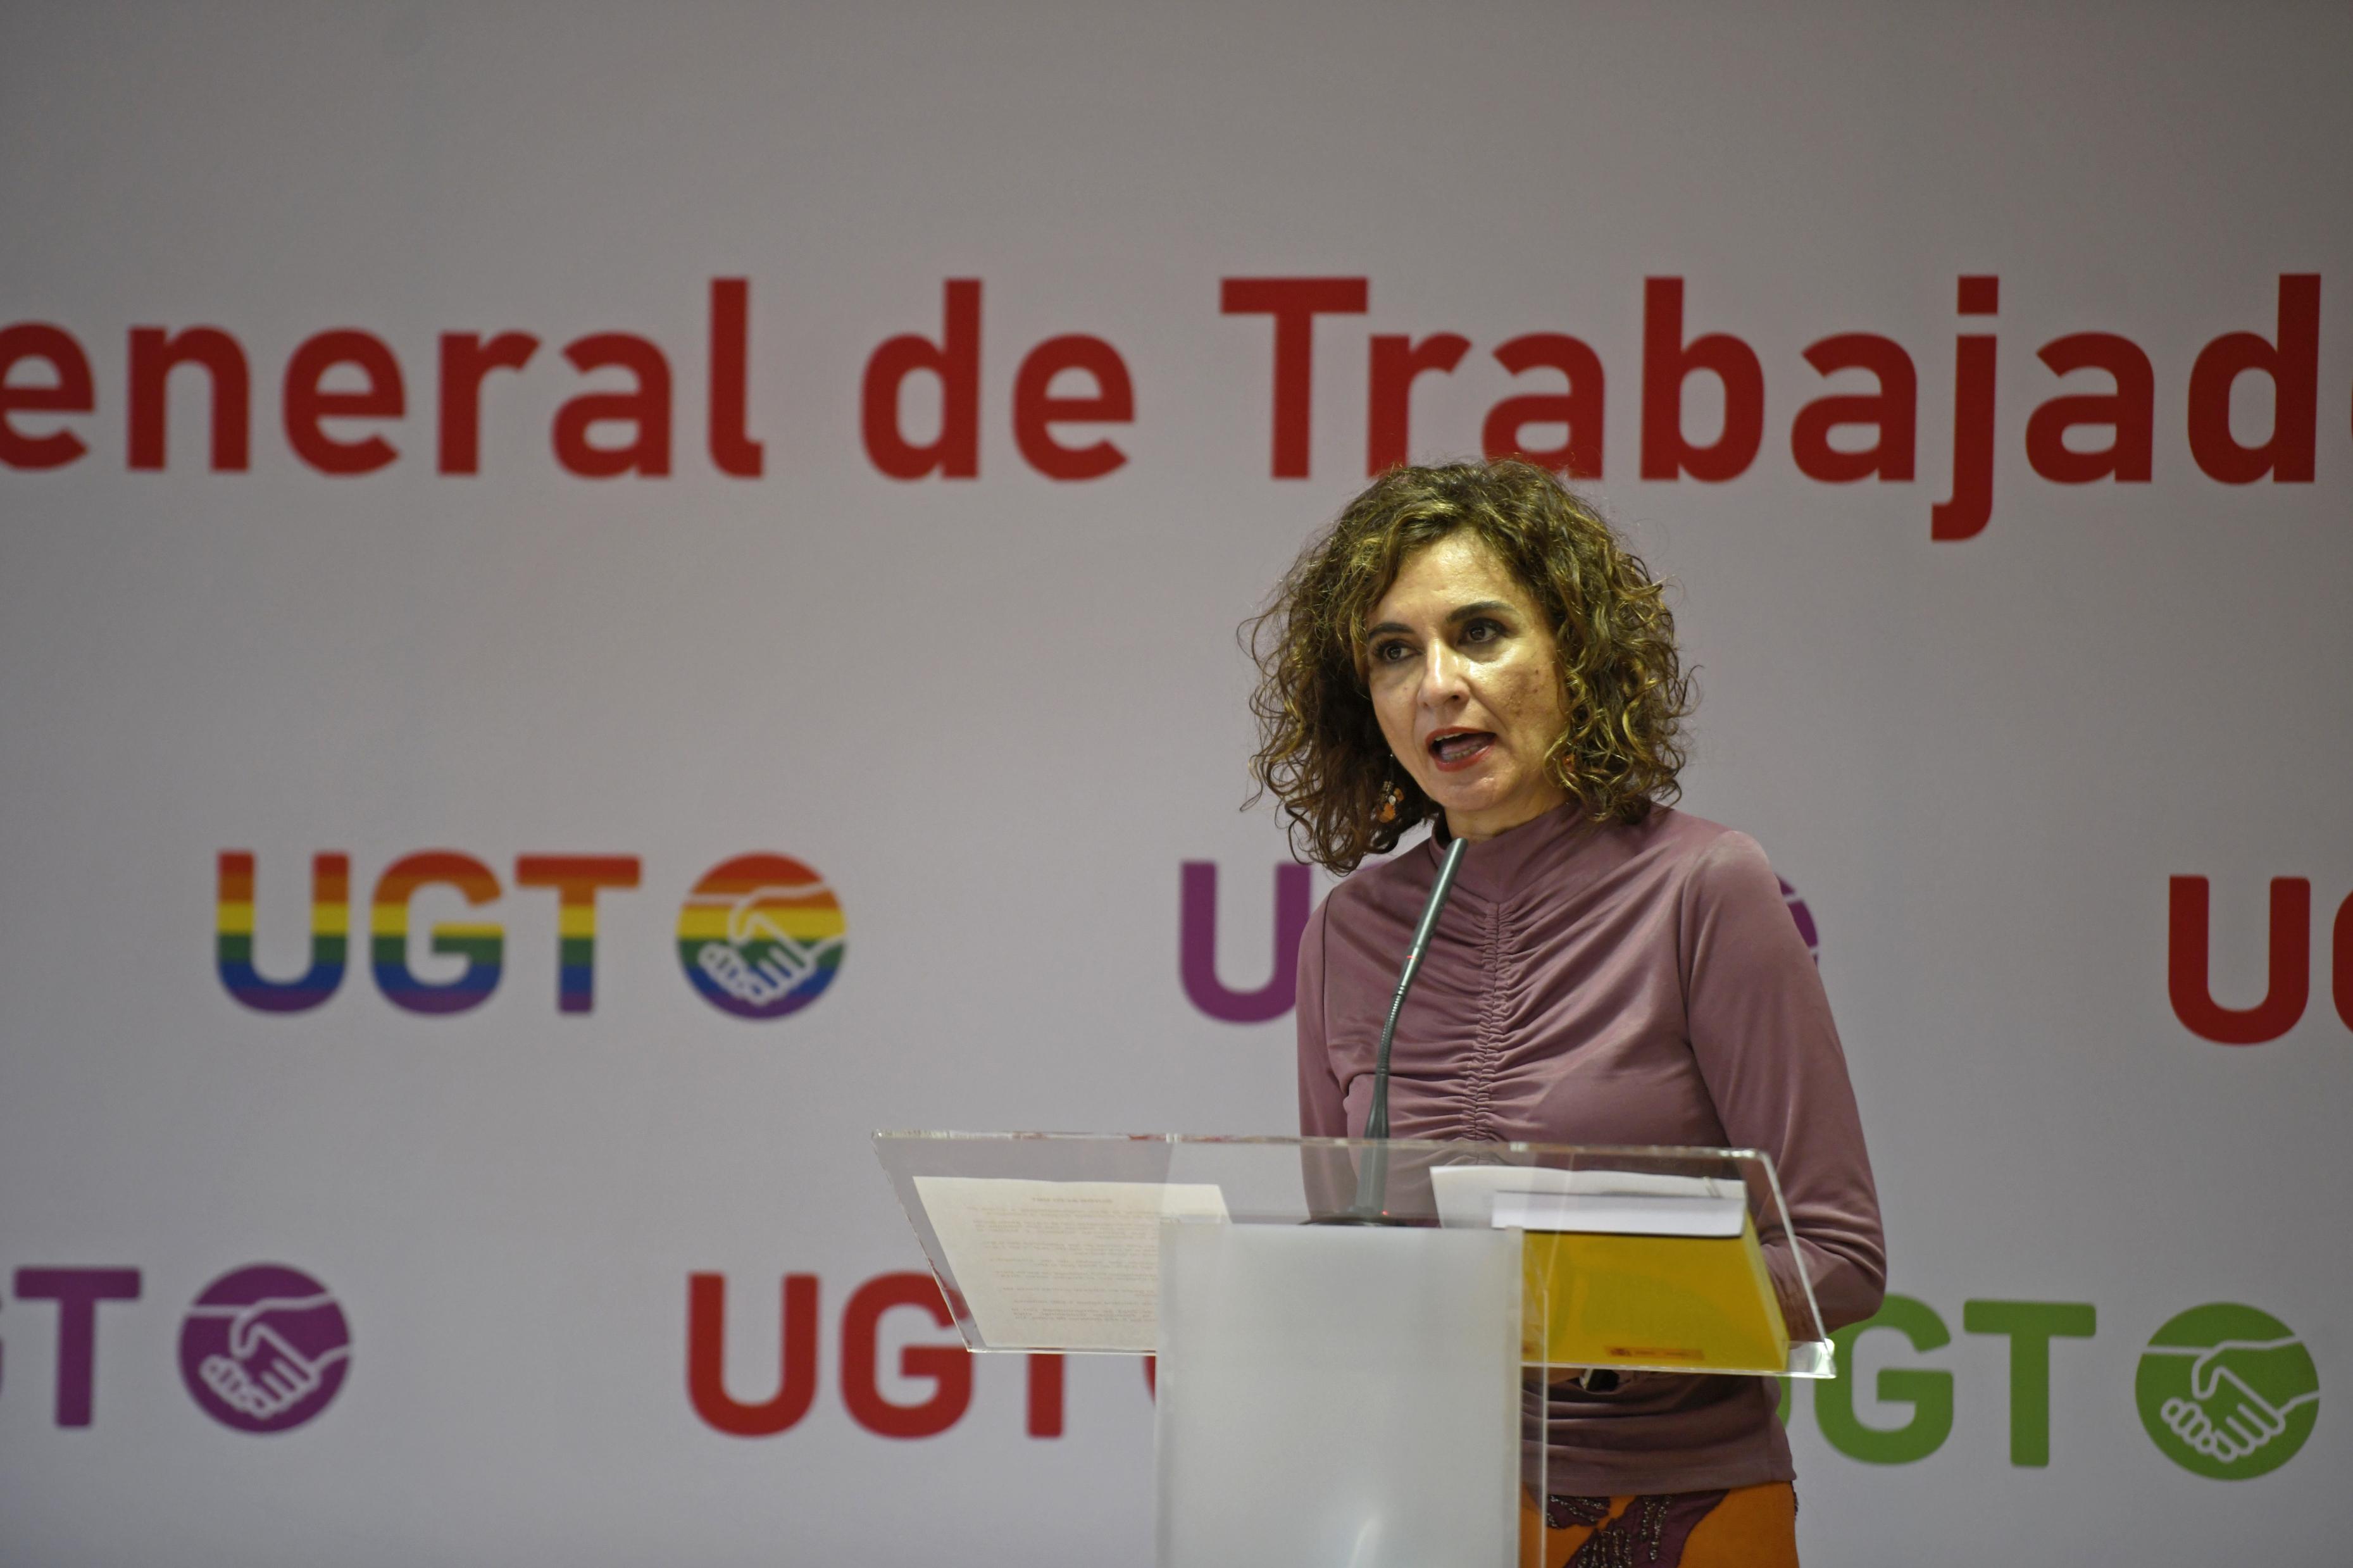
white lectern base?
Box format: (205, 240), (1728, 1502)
(1156, 1224), (1523, 1568)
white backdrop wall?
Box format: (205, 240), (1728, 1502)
(1, 3), (2349, 1564)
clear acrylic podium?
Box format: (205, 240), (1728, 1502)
(875, 1132), (1833, 1568)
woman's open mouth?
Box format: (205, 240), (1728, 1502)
(1426, 728), (1496, 771)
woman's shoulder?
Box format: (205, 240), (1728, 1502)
(1592, 809), (1785, 922)
(1630, 809), (1788, 923)
(1320, 838), (1439, 930)
(1635, 805), (1763, 866)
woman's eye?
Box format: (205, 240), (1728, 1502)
(1373, 642), (1409, 663)
(1463, 619), (1502, 644)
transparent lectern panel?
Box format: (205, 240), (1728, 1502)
(1156, 1223), (1522, 1568)
(872, 1132), (1834, 1376)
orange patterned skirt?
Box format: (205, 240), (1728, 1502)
(1519, 1483), (1798, 1567)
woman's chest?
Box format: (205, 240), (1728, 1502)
(1325, 888), (1726, 1147)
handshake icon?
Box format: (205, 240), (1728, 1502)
(2147, 1336), (2319, 1466)
(187, 1290), (353, 1424)
(694, 884), (846, 1009)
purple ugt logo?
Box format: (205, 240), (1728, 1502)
(178, 1264), (351, 1433)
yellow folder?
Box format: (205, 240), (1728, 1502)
(1521, 1217), (1790, 1373)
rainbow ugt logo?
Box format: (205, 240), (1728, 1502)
(677, 854), (846, 1018)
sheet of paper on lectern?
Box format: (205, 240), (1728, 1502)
(913, 1176), (1230, 1352)
(1429, 1166), (1747, 1236)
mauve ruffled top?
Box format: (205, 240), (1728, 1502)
(1295, 802), (1886, 1496)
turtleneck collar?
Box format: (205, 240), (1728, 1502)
(1422, 798), (1602, 900)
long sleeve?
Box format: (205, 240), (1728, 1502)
(1293, 896), (1366, 1219)
(1294, 897), (1348, 1137)
(1678, 832), (1886, 1334)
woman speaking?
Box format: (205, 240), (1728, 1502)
(1250, 461), (1884, 1566)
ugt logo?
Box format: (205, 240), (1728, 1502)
(7, 1262), (351, 1433)
(217, 850), (846, 1020)
(676, 854), (846, 1019)
(2136, 1304), (2319, 1479)
(180, 1264), (353, 1433)
(2166, 876), (2352, 1044)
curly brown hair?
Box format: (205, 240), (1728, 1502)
(1246, 460), (1694, 873)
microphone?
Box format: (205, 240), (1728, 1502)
(1344, 834), (1468, 1220)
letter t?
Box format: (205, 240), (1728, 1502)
(1962, 1298), (2097, 1466)
(13, 1267), (141, 1427)
(514, 856), (642, 1013)
(1220, 278), (1369, 478)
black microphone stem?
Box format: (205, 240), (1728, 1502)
(1350, 835), (1468, 1219)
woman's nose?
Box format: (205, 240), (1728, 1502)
(1418, 644), (1471, 705)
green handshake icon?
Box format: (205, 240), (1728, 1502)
(2136, 1305), (2320, 1479)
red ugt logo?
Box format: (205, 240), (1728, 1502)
(2168, 877), (2353, 1044)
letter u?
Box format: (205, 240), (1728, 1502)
(216, 851), (348, 1012)
(686, 1273), (820, 1436)
(1180, 862), (1311, 1023)
(2335, 893), (2353, 1033)
(2167, 876), (2309, 1044)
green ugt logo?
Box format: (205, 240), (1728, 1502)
(2136, 1304), (2319, 1479)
